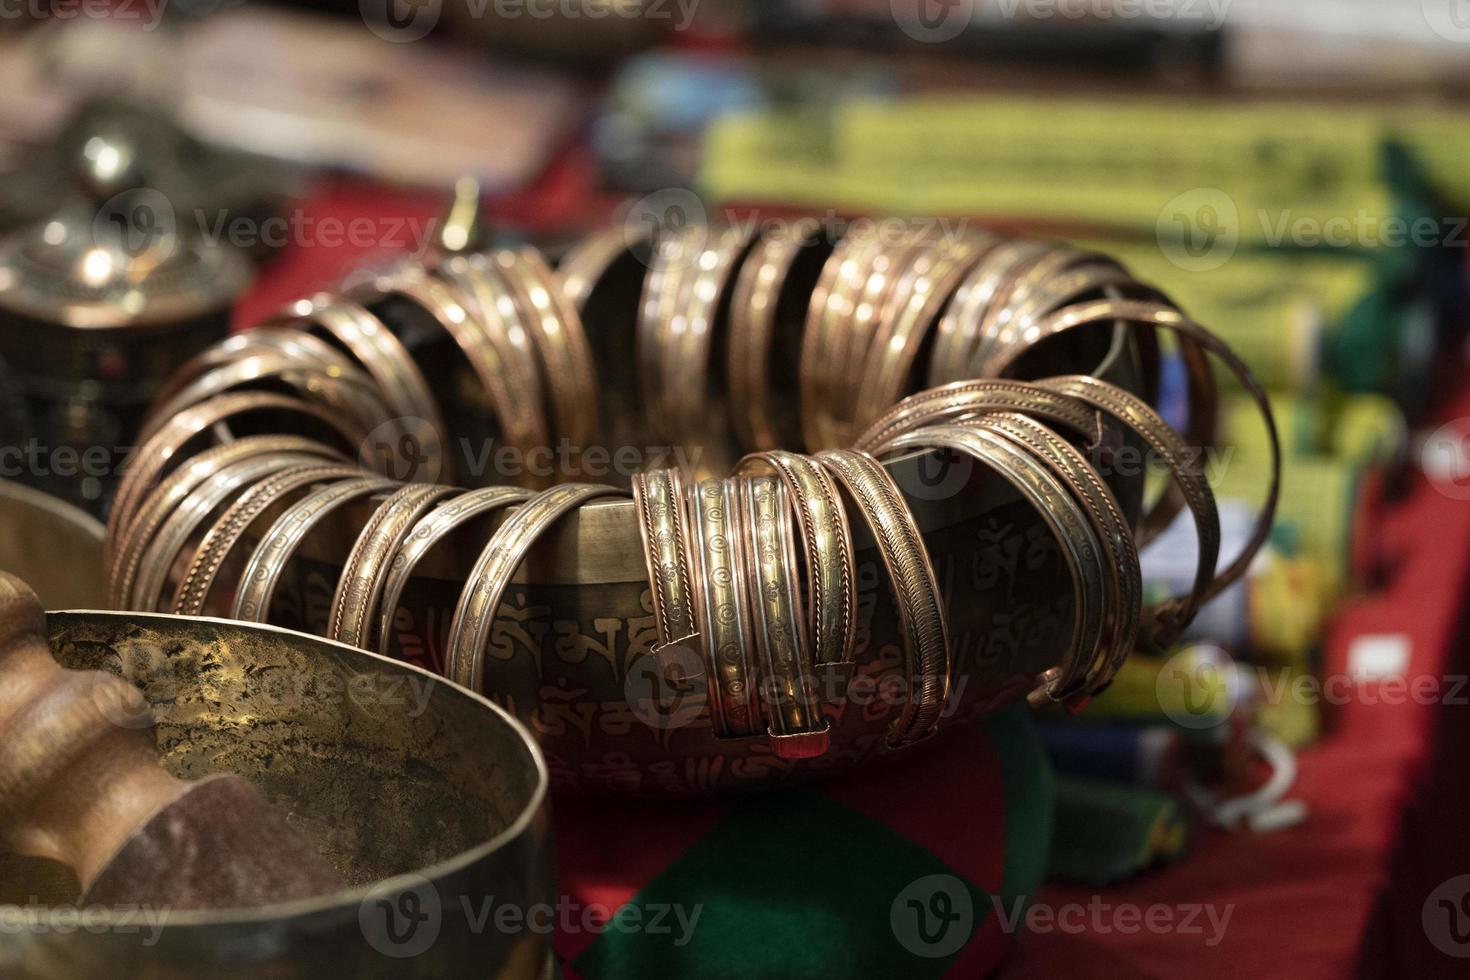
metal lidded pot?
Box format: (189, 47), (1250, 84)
(0, 120), (251, 514)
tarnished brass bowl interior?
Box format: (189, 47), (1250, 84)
(0, 611), (552, 980)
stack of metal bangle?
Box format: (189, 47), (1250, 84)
(102, 217), (1279, 796)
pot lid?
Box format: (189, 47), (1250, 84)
(0, 122), (251, 330)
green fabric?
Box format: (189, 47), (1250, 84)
(572, 704), (1054, 980)
(573, 791), (986, 980)
(985, 705), (1054, 902)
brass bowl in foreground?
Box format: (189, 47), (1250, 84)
(0, 612), (553, 980)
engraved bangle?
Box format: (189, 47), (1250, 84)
(637, 226), (702, 442)
(824, 236), (924, 449)
(736, 474), (829, 758)
(432, 254), (547, 461)
(362, 271), (551, 468)
(557, 226), (642, 314)
(854, 234), (987, 430)
(140, 350), (391, 447)
(145, 327), (362, 416)
(660, 223), (754, 475)
(928, 238), (1049, 386)
(446, 483), (626, 693)
(853, 379), (1101, 455)
(631, 468), (697, 650)
(263, 295), (449, 481)
(231, 476), (398, 624)
(1019, 307), (1279, 621)
(130, 452), (330, 613)
(107, 391), (367, 556)
(879, 426), (1107, 705)
(171, 463), (367, 617)
(735, 450), (855, 669)
(1037, 374), (1230, 648)
(328, 482), (459, 651)
(814, 449), (951, 747)
(685, 478), (761, 739)
(966, 413), (1140, 700)
(375, 486), (532, 667)
(107, 435), (343, 609)
(798, 233), (877, 451)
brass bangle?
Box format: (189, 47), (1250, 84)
(107, 435), (343, 609)
(107, 391), (367, 560)
(814, 449), (950, 747)
(969, 243), (1093, 374)
(231, 475), (398, 624)
(736, 474), (829, 757)
(171, 463), (367, 617)
(362, 270), (551, 470)
(130, 452), (330, 613)
(727, 219), (820, 452)
(685, 478), (762, 739)
(145, 328), (361, 418)
(1016, 307), (1278, 618)
(375, 485), (533, 667)
(631, 468), (697, 649)
(799, 232), (882, 451)
(1036, 374), (1229, 647)
(447, 483), (626, 693)
(264, 295), (449, 481)
(879, 425), (1107, 705)
(432, 253), (547, 461)
(493, 247), (600, 449)
(967, 413), (1140, 700)
(927, 238), (1049, 386)
(735, 450), (855, 669)
(557, 226), (641, 313)
(328, 482), (458, 651)
(853, 379), (1101, 455)
(854, 234), (988, 430)
(140, 349), (390, 447)
(638, 226), (702, 442)
(824, 235), (924, 448)
(660, 223), (754, 475)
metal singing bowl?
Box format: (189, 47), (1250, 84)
(267, 333), (1150, 797)
(0, 480), (106, 609)
(0, 612), (553, 980)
